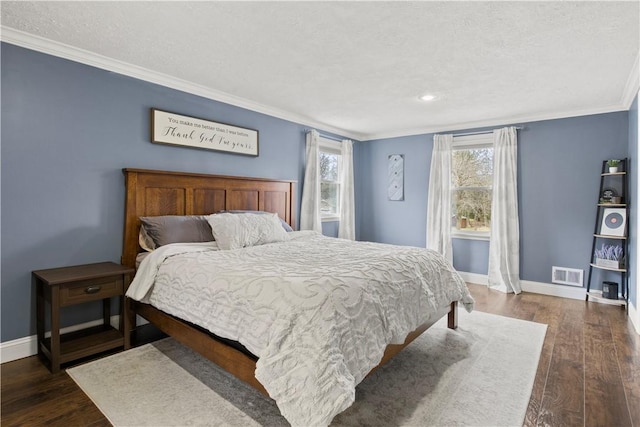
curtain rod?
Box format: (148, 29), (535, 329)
(304, 129), (345, 142)
(452, 126), (523, 138)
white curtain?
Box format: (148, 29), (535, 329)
(426, 134), (453, 264)
(300, 130), (322, 232)
(488, 127), (521, 293)
(338, 139), (355, 240)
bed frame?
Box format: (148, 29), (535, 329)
(121, 168), (457, 396)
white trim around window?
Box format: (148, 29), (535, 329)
(318, 137), (342, 154)
(452, 232), (490, 241)
(319, 137), (342, 222)
(451, 133), (493, 240)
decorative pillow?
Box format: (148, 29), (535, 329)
(219, 210), (293, 232)
(138, 226), (156, 251)
(207, 212), (288, 250)
(140, 215), (214, 248)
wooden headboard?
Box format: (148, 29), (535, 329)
(121, 168), (296, 268)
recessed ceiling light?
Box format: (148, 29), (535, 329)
(419, 94), (436, 102)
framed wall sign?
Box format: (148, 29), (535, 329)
(600, 208), (626, 236)
(151, 109), (259, 156)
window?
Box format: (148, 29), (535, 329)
(451, 134), (493, 239)
(319, 138), (342, 221)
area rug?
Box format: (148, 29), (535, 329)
(67, 310), (546, 426)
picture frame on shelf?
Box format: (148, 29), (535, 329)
(600, 188), (617, 203)
(599, 208), (626, 236)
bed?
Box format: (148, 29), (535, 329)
(120, 168), (473, 426)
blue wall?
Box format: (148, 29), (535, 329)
(1, 42), (636, 343)
(628, 93), (638, 311)
(0, 43), (346, 342)
(357, 113), (630, 289)
(355, 134), (431, 247)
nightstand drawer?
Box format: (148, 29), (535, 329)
(59, 276), (123, 306)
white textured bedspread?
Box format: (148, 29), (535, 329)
(126, 231), (474, 426)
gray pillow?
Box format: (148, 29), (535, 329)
(220, 210), (294, 232)
(140, 215), (214, 249)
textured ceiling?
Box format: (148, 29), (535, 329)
(2, 1), (639, 140)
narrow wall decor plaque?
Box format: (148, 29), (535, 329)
(388, 154), (404, 201)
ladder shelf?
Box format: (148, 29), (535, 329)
(585, 158), (629, 309)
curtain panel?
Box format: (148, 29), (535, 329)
(338, 139), (355, 240)
(488, 126), (521, 294)
(426, 134), (453, 264)
(300, 130), (322, 232)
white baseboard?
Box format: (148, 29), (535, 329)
(520, 280), (587, 300)
(458, 271), (587, 300)
(459, 271), (639, 334)
(457, 272), (489, 286)
(0, 315), (148, 364)
(629, 302), (640, 335)
(1, 335), (39, 364)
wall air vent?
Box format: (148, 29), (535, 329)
(552, 266), (584, 287)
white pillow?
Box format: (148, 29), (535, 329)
(206, 212), (288, 250)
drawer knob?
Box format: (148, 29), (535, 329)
(85, 286), (101, 294)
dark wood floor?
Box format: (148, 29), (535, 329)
(471, 284), (639, 427)
(2, 283), (639, 426)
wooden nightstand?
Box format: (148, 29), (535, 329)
(33, 262), (135, 373)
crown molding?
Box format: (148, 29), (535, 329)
(0, 26), (366, 141)
(621, 50), (640, 109)
(2, 26), (636, 143)
(363, 103), (629, 141)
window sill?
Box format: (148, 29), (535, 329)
(321, 216), (340, 223)
(452, 232), (490, 241)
